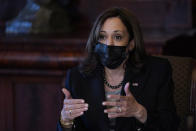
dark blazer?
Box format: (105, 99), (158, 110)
(57, 56), (179, 131)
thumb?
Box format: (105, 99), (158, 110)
(62, 88), (72, 99)
(124, 82), (132, 96)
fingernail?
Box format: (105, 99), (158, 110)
(62, 88), (65, 93)
(85, 104), (88, 107)
(102, 102), (106, 105)
(84, 107), (88, 110)
(104, 110), (107, 113)
(80, 112), (83, 115)
(81, 100), (84, 103)
(107, 95), (111, 98)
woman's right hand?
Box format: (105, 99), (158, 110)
(61, 88), (88, 121)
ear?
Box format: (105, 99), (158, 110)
(128, 40), (135, 51)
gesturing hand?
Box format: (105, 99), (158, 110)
(102, 83), (147, 123)
(61, 88), (88, 121)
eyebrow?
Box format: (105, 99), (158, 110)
(114, 30), (123, 33)
(100, 30), (123, 33)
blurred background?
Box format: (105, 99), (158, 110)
(0, 0), (195, 131)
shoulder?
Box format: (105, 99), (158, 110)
(66, 66), (84, 79)
(65, 66), (88, 98)
(143, 56), (172, 78)
(145, 55), (171, 70)
(146, 55), (170, 65)
(66, 65), (98, 80)
(65, 66), (86, 91)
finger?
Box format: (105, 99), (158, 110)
(106, 95), (121, 100)
(61, 106), (87, 120)
(102, 101), (123, 107)
(62, 88), (72, 99)
(107, 95), (128, 101)
(104, 106), (124, 114)
(124, 82), (132, 96)
(70, 112), (84, 119)
(67, 107), (88, 115)
(64, 99), (85, 104)
(108, 112), (124, 118)
(64, 103), (88, 110)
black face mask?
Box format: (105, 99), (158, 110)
(94, 42), (128, 69)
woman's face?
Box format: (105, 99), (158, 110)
(98, 17), (130, 46)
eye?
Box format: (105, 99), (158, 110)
(98, 34), (106, 40)
(114, 35), (122, 41)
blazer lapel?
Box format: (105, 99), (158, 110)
(121, 65), (148, 99)
(116, 64), (148, 130)
(83, 67), (109, 131)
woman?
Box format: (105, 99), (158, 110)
(57, 7), (179, 131)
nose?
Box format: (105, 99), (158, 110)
(106, 36), (114, 46)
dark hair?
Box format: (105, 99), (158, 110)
(79, 7), (147, 75)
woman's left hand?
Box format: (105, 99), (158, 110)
(102, 83), (147, 123)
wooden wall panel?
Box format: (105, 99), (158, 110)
(13, 77), (63, 131)
(78, 0), (192, 30)
(0, 79), (14, 131)
(0, 74), (66, 131)
(0, 35), (83, 131)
